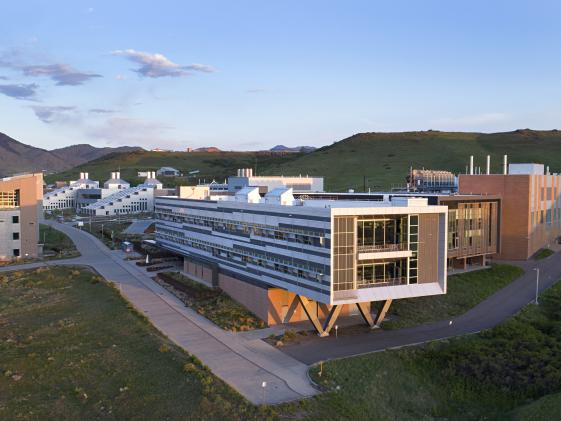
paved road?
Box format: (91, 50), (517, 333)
(281, 255), (561, 364)
(1, 221), (317, 405)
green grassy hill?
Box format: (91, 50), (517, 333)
(261, 129), (561, 191)
(48, 129), (561, 191)
(45, 150), (301, 187)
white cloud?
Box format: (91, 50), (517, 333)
(0, 83), (38, 100)
(21, 63), (102, 86)
(112, 49), (215, 78)
(0, 50), (102, 86)
(30, 105), (78, 124)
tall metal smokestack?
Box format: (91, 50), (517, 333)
(486, 155), (491, 175)
(503, 155), (508, 175)
(469, 156), (474, 175)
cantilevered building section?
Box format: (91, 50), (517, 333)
(0, 173), (43, 261)
(154, 190), (447, 336)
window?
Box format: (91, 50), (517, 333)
(13, 232), (20, 240)
(0, 190), (19, 208)
(408, 215), (419, 284)
(13, 249), (20, 257)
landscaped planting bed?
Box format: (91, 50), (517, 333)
(157, 272), (266, 332)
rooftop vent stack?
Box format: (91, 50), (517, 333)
(84, 172), (89, 179)
(503, 155), (508, 175)
(79, 172), (84, 179)
(116, 171), (120, 179)
(469, 155), (474, 175)
(111, 172), (115, 179)
(486, 155), (491, 175)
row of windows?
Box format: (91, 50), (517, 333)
(156, 228), (328, 282)
(156, 209), (327, 248)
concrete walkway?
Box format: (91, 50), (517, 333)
(1, 221), (317, 405)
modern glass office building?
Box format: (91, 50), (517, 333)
(154, 189), (447, 335)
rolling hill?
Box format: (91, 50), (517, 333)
(0, 132), (142, 177)
(44, 150), (302, 186)
(261, 129), (561, 191)
(46, 129), (561, 191)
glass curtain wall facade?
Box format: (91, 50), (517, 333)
(334, 214), (420, 291)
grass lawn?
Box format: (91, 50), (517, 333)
(535, 248), (555, 260)
(282, 279), (561, 420)
(158, 272), (266, 332)
(507, 392), (561, 420)
(0, 267), (270, 420)
(81, 220), (132, 250)
(383, 264), (524, 329)
(40, 224), (80, 259)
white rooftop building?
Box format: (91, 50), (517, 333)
(80, 172), (165, 216)
(227, 168), (324, 193)
(43, 172), (99, 211)
(103, 172), (130, 190)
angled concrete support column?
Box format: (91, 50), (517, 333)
(297, 295), (326, 336)
(356, 302), (375, 327)
(283, 295), (300, 323)
(374, 299), (393, 326)
(322, 304), (342, 336)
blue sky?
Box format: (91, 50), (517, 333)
(1, 1), (560, 150)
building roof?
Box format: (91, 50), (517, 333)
(83, 185), (153, 210)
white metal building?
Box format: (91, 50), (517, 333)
(80, 173), (164, 216)
(43, 172), (99, 211)
(103, 172), (130, 190)
(227, 168), (324, 193)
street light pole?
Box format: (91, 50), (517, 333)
(534, 268), (540, 305)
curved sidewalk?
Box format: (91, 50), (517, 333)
(1, 221), (317, 405)
(281, 255), (561, 364)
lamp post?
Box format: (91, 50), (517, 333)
(533, 268), (540, 305)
